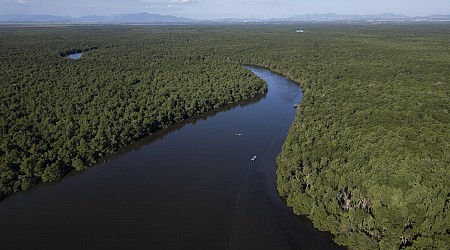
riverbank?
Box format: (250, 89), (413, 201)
(266, 25), (450, 249)
(1, 24), (448, 249)
(0, 66), (344, 249)
(0, 26), (267, 197)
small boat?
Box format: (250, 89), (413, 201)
(251, 156), (257, 161)
(235, 133), (243, 136)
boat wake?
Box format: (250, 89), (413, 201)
(226, 161), (253, 249)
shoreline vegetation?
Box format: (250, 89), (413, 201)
(1, 24), (449, 249)
(0, 26), (268, 198)
(59, 46), (98, 58)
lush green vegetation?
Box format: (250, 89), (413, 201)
(0, 25), (267, 196)
(268, 25), (450, 249)
(1, 24), (449, 249)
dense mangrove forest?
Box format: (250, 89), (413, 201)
(0, 25), (267, 193)
(0, 24), (449, 249)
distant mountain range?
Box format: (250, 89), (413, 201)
(0, 12), (195, 24)
(275, 13), (450, 22)
(0, 12), (449, 24)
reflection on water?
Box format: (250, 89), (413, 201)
(65, 52), (83, 59)
(106, 94), (264, 162)
(0, 67), (343, 250)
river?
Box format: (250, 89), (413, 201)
(0, 67), (343, 249)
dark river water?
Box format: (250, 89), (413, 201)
(0, 67), (343, 250)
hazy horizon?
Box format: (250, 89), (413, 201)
(1, 0), (450, 20)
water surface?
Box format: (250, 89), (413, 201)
(65, 52), (83, 59)
(0, 67), (343, 250)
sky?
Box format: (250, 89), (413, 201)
(1, 0), (449, 19)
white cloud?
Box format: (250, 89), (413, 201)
(171, 0), (197, 4)
(138, 0), (196, 3)
(256, 1), (289, 7)
(15, 0), (29, 3)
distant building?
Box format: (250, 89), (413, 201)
(295, 29), (304, 33)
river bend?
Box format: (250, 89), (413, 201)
(0, 67), (342, 249)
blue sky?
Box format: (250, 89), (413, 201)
(1, 0), (449, 19)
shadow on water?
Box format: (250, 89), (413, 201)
(97, 93), (265, 163)
(5, 93), (266, 194)
(0, 67), (345, 250)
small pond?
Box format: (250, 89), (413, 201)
(65, 52), (83, 59)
